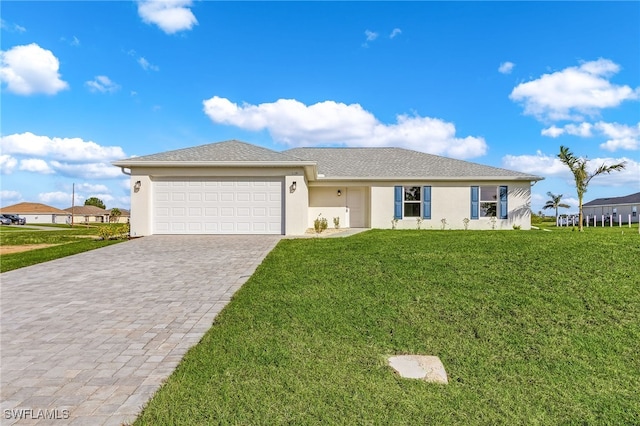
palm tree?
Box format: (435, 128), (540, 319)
(557, 146), (626, 231)
(542, 192), (570, 225)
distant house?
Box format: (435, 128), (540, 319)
(64, 205), (109, 224)
(583, 192), (640, 223)
(106, 208), (130, 223)
(0, 202), (71, 224)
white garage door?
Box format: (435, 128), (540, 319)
(153, 178), (283, 234)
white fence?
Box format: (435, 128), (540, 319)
(557, 214), (635, 227)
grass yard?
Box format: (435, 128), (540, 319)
(135, 227), (640, 425)
(0, 225), (125, 272)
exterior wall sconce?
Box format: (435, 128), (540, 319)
(337, 189), (342, 196)
(134, 181), (142, 193)
(290, 181), (297, 193)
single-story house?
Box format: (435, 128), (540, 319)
(106, 208), (130, 223)
(112, 140), (544, 236)
(583, 192), (640, 223)
(64, 205), (109, 223)
(0, 202), (70, 224)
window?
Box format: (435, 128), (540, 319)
(404, 186), (421, 217)
(471, 186), (508, 219)
(633, 206), (637, 217)
(394, 186), (431, 219)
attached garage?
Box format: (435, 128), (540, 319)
(153, 178), (283, 234)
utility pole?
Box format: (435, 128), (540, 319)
(71, 183), (75, 227)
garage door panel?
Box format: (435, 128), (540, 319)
(154, 178), (283, 234)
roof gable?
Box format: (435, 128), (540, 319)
(0, 202), (68, 214)
(115, 140), (306, 163)
(284, 147), (541, 180)
(64, 205), (108, 215)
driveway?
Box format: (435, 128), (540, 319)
(1, 235), (281, 425)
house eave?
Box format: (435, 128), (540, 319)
(310, 175), (544, 182)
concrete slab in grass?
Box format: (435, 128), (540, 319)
(388, 355), (448, 384)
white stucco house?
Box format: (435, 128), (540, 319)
(0, 202), (70, 224)
(112, 140), (543, 236)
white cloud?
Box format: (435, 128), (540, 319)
(0, 190), (22, 205)
(502, 151), (639, 186)
(19, 158), (54, 174)
(365, 30), (378, 42)
(76, 183), (110, 193)
(137, 0), (198, 34)
(0, 43), (69, 95)
(510, 58), (639, 122)
(498, 61), (515, 74)
(202, 96), (487, 159)
(1, 19), (26, 33)
(541, 126), (564, 138)
(49, 161), (123, 179)
(138, 57), (159, 71)
(85, 75), (120, 93)
(390, 28), (402, 39)
(541, 121), (639, 152)
(0, 155), (18, 174)
(71, 36), (80, 47)
(38, 191), (75, 206)
(0, 132), (126, 162)
(596, 122), (640, 151)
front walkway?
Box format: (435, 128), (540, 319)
(0, 235), (281, 425)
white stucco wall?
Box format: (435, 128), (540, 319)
(370, 181), (533, 230)
(127, 167), (309, 236)
(308, 186), (348, 229)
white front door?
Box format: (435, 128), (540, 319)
(347, 187), (365, 228)
(153, 178), (283, 234)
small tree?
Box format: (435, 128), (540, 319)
(557, 146), (626, 231)
(84, 197), (106, 209)
(542, 192), (570, 226)
(109, 208), (121, 223)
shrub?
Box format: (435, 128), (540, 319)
(333, 217), (340, 229)
(314, 215), (328, 233)
(98, 223), (130, 240)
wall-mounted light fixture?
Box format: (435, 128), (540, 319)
(337, 189), (342, 196)
(134, 180), (142, 193)
(290, 181), (297, 193)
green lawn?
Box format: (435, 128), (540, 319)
(135, 228), (640, 425)
(0, 224), (125, 272)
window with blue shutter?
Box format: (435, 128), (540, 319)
(422, 186), (431, 219)
(471, 186), (479, 219)
(499, 186), (508, 219)
(394, 186), (403, 219)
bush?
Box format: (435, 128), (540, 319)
(98, 223), (130, 240)
(314, 215), (328, 233)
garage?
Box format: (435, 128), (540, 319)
(153, 178), (283, 234)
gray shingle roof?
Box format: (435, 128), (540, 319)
(115, 140), (305, 163)
(284, 147), (541, 180)
(583, 192), (640, 207)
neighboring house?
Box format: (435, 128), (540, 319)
(106, 208), (130, 223)
(112, 140), (543, 236)
(64, 205), (109, 223)
(0, 202), (70, 224)
(583, 192), (640, 223)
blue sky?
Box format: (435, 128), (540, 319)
(1, 1), (639, 214)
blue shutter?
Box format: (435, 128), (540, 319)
(422, 186), (431, 219)
(470, 186), (479, 219)
(394, 186), (403, 219)
(499, 186), (508, 219)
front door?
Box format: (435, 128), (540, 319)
(347, 187), (365, 228)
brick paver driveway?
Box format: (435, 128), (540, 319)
(1, 235), (281, 425)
